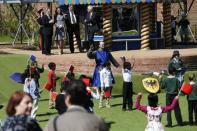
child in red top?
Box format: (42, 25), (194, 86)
(62, 65), (75, 82)
(45, 62), (59, 109)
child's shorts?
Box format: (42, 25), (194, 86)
(104, 87), (111, 97)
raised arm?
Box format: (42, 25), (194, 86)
(135, 93), (147, 113)
(37, 64), (44, 73)
(161, 96), (178, 113)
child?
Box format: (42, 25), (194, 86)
(55, 80), (69, 114)
(44, 62), (59, 109)
(121, 57), (134, 111)
(99, 62), (113, 108)
(79, 74), (100, 112)
(136, 93), (179, 131)
(160, 67), (183, 127)
(23, 74), (40, 119)
(188, 74), (197, 125)
(22, 61), (44, 88)
(80, 74), (100, 100)
(62, 65), (75, 82)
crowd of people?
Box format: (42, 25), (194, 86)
(0, 49), (197, 131)
(36, 5), (99, 55)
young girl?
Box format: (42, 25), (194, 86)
(99, 62), (113, 108)
(44, 62), (59, 109)
(23, 74), (39, 119)
(62, 65), (75, 82)
(136, 93), (179, 131)
(121, 57), (134, 111)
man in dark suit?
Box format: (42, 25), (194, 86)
(36, 9), (45, 54)
(65, 5), (83, 53)
(41, 8), (53, 55)
(84, 5), (98, 50)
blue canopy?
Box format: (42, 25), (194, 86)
(58, 0), (185, 5)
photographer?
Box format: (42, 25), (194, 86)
(168, 50), (186, 84)
(178, 13), (190, 42)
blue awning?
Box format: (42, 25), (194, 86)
(58, 0), (185, 5)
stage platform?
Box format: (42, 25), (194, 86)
(0, 48), (197, 74)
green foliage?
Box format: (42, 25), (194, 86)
(0, 5), (40, 45)
(0, 35), (12, 43)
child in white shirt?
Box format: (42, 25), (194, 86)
(121, 57), (134, 111)
(23, 74), (39, 119)
(99, 62), (113, 108)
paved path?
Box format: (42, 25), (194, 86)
(1, 48), (197, 58)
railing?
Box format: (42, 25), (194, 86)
(93, 36), (164, 51)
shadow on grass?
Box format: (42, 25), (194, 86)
(173, 121), (192, 127)
(0, 51), (12, 54)
(105, 121), (115, 130)
(112, 94), (122, 98)
(39, 98), (49, 102)
(37, 112), (57, 117)
(38, 119), (49, 123)
(111, 103), (122, 107)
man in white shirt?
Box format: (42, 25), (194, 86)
(65, 5), (83, 53)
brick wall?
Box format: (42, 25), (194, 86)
(37, 55), (197, 75)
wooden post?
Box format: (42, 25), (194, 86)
(140, 3), (151, 50)
(102, 4), (112, 48)
(150, 3), (156, 33)
(163, 3), (172, 48)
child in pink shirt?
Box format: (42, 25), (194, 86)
(135, 93), (179, 131)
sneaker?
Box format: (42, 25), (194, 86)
(49, 106), (54, 109)
(178, 123), (183, 126)
(189, 123), (193, 126)
(99, 105), (104, 108)
(106, 104), (111, 108)
(39, 89), (43, 94)
(122, 108), (126, 111)
(165, 124), (172, 128)
(0, 104), (4, 109)
(110, 96), (114, 99)
(128, 108), (132, 111)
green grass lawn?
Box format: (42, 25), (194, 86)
(0, 54), (197, 131)
(0, 35), (12, 43)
